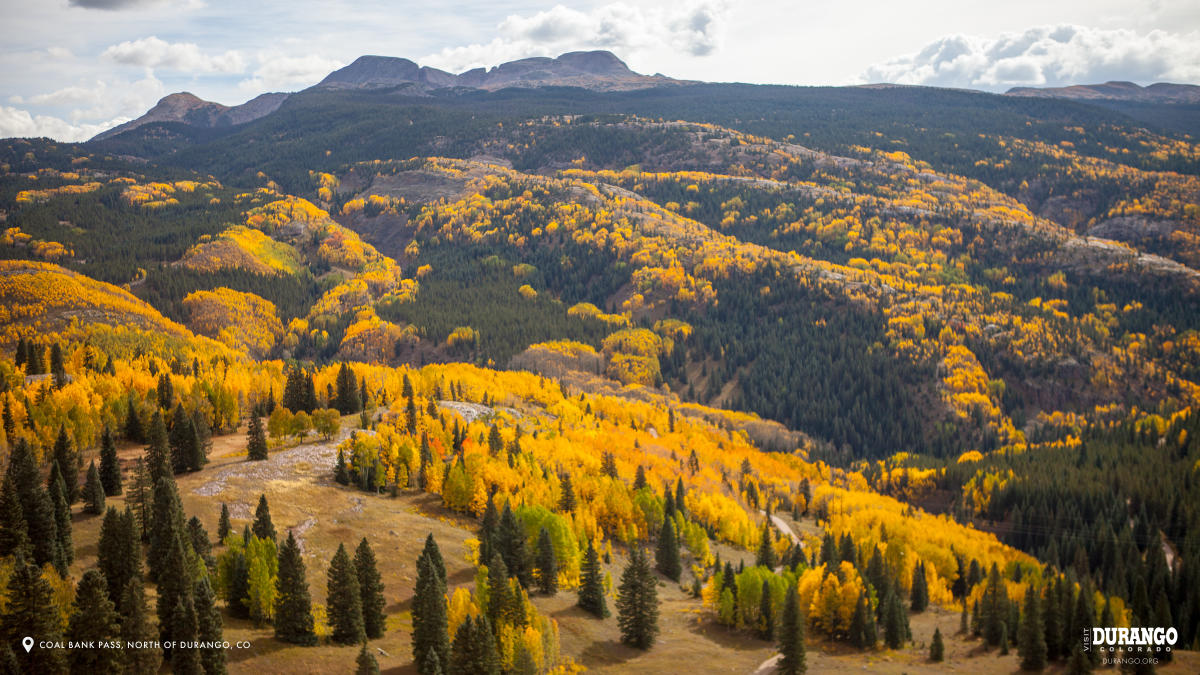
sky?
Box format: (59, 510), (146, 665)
(1, 0), (1198, 141)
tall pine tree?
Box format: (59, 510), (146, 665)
(119, 578), (161, 674)
(2, 554), (67, 673)
(83, 460), (105, 514)
(52, 425), (78, 504)
(413, 539), (450, 673)
(195, 576), (227, 675)
(535, 526), (558, 595)
(1019, 583), (1047, 671)
(577, 539), (608, 618)
(328, 543), (366, 644)
(66, 570), (121, 672)
(910, 560), (929, 612)
(98, 424), (122, 496)
(777, 586), (807, 675)
(656, 515), (682, 582)
(246, 414), (268, 461)
(274, 530), (318, 645)
(355, 537), (386, 639)
(252, 494), (276, 542)
(616, 548), (659, 649)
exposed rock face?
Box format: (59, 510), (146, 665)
(1087, 215), (1179, 241)
(1006, 81), (1200, 104)
(315, 50), (681, 92)
(316, 56), (457, 89)
(91, 91), (289, 141)
(93, 50), (680, 142)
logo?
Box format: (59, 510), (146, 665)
(1090, 626), (1177, 654)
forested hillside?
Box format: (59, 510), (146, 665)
(0, 75), (1198, 672)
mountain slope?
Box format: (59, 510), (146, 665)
(1007, 80), (1200, 103)
(90, 91), (289, 142)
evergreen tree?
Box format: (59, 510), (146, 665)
(50, 343), (67, 389)
(496, 503), (532, 588)
(960, 599), (969, 635)
(48, 468), (72, 573)
(145, 410), (172, 484)
(147, 475), (186, 583)
(27, 341), (44, 374)
(119, 578), (161, 674)
(128, 456), (151, 540)
(413, 542), (450, 673)
(616, 547), (659, 649)
(930, 626), (945, 662)
(274, 531), (318, 645)
(756, 520), (777, 569)
(246, 414), (268, 461)
(355, 537), (387, 639)
(328, 543), (366, 644)
(157, 372), (174, 411)
(0, 473), (30, 558)
(1019, 584), (1047, 671)
(157, 534), (195, 653)
(1, 396), (14, 445)
(558, 472), (575, 512)
(882, 588), (908, 649)
(52, 425), (78, 504)
(217, 503), (231, 542)
(170, 403), (197, 474)
(1071, 582), (1098, 668)
(335, 364), (361, 415)
(421, 532), (447, 583)
(981, 563), (1009, 648)
(227, 550), (251, 619)
(252, 494), (276, 542)
(98, 507), (138, 611)
(849, 590), (874, 649)
(97, 425), (122, 496)
(124, 397), (144, 443)
(83, 460), (105, 514)
(577, 539), (608, 618)
(356, 641), (380, 675)
(171, 594), (202, 675)
(633, 465), (647, 490)
(656, 515), (682, 581)
(194, 576), (227, 675)
(777, 586), (807, 675)
(421, 649), (444, 675)
(486, 553), (514, 631)
(479, 494), (499, 568)
(759, 579), (775, 640)
(187, 516), (213, 567)
(191, 409), (212, 470)
(535, 526), (558, 595)
(335, 448), (350, 484)
(2, 554), (67, 674)
(448, 615), (500, 675)
(910, 560), (929, 612)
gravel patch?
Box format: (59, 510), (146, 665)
(192, 428), (355, 497)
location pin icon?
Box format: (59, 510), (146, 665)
(21, 637), (33, 653)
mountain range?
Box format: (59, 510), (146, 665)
(89, 51), (681, 142)
(92, 51), (1200, 144)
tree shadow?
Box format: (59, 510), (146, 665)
(688, 617), (770, 652)
(579, 638), (640, 668)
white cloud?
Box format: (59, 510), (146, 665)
(102, 36), (244, 73)
(237, 52), (345, 93)
(0, 106), (130, 142)
(422, 1), (727, 72)
(861, 25), (1200, 90)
